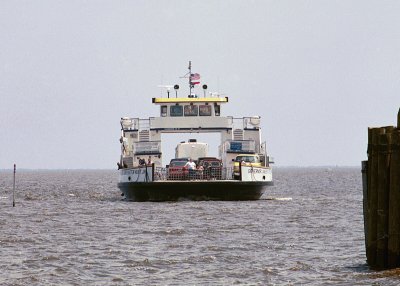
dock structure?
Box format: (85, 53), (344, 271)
(363, 108), (400, 269)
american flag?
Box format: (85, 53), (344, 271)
(190, 73), (200, 80)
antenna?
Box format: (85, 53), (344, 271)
(180, 61), (200, 97)
(188, 61), (192, 96)
(157, 85), (173, 98)
(209, 92), (225, 97)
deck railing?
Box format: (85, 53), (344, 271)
(154, 167), (234, 181)
(121, 116), (260, 131)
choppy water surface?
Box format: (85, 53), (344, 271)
(1, 167), (400, 285)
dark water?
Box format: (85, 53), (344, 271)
(1, 167), (400, 285)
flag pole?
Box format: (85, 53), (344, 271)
(188, 61), (192, 96)
(13, 164), (16, 207)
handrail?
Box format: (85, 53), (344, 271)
(153, 167), (235, 181)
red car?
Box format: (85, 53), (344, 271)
(197, 157), (223, 180)
(167, 159), (189, 180)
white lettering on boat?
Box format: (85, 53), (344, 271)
(121, 168), (147, 176)
(247, 168), (269, 174)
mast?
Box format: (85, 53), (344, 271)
(188, 61), (192, 96)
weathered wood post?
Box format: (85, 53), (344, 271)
(13, 164), (16, 207)
(398, 108), (400, 128)
(362, 160), (368, 256)
(366, 127), (381, 266)
(364, 109), (400, 269)
(388, 130), (400, 267)
(376, 127), (394, 269)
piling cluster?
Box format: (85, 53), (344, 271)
(363, 109), (400, 269)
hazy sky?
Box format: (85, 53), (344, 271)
(1, 1), (399, 169)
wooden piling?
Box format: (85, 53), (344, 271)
(364, 110), (400, 269)
(366, 128), (381, 266)
(376, 128), (393, 269)
(362, 160), (368, 256)
(388, 130), (400, 267)
(375, 131), (386, 269)
(398, 108), (400, 128)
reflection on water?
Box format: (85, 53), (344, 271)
(1, 168), (399, 285)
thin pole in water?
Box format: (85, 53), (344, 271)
(13, 164), (16, 207)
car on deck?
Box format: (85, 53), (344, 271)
(167, 158), (189, 180)
(197, 157), (223, 180)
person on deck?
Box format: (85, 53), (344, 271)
(197, 164), (204, 179)
(184, 158), (196, 179)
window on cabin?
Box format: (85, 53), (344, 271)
(161, 106), (167, 117)
(184, 105), (198, 116)
(215, 105), (220, 116)
(199, 105), (212, 116)
(170, 105), (183, 117)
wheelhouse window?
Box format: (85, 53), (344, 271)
(214, 105), (220, 116)
(184, 105), (198, 116)
(170, 105), (183, 117)
(199, 105), (212, 116)
(161, 105), (167, 117)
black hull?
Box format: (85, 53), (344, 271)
(118, 180), (273, 202)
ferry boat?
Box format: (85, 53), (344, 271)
(117, 62), (273, 201)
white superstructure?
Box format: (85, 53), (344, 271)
(119, 95), (270, 170)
